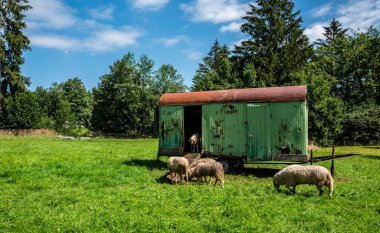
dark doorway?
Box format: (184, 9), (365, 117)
(184, 105), (202, 152)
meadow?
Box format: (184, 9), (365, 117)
(0, 136), (379, 232)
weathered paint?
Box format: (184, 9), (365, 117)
(202, 103), (246, 157)
(160, 86), (307, 106)
(159, 106), (183, 153)
(270, 101), (307, 158)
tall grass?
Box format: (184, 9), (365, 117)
(0, 136), (379, 232)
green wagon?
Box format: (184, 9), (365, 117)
(157, 86), (308, 171)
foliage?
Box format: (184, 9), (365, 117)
(0, 137), (379, 232)
(338, 104), (380, 145)
(234, 0), (312, 87)
(34, 78), (93, 134)
(314, 26), (380, 106)
(153, 64), (187, 97)
(0, 0), (31, 108)
(290, 63), (344, 145)
(91, 53), (157, 137)
(0, 91), (43, 129)
(192, 39), (242, 91)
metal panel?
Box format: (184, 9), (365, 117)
(269, 101), (307, 157)
(247, 103), (271, 160)
(202, 103), (246, 157)
(159, 106), (183, 152)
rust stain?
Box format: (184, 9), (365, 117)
(159, 86), (307, 106)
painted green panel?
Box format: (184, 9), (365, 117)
(159, 106), (183, 149)
(269, 101), (307, 157)
(247, 103), (271, 160)
(202, 103), (246, 157)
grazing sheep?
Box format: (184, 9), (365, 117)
(273, 165), (334, 198)
(167, 157), (189, 183)
(188, 162), (224, 188)
(189, 158), (217, 182)
(189, 133), (201, 153)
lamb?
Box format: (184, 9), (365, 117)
(189, 133), (201, 153)
(167, 156), (189, 183)
(188, 162), (224, 188)
(273, 165), (334, 198)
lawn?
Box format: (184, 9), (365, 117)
(0, 136), (379, 232)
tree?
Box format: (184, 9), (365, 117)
(192, 39), (241, 91)
(234, 0), (312, 86)
(153, 64), (187, 97)
(2, 91), (43, 129)
(289, 63), (344, 145)
(0, 0), (31, 110)
(315, 18), (348, 46)
(91, 53), (156, 137)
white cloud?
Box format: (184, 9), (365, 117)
(184, 49), (203, 60)
(180, 0), (249, 24)
(220, 22), (242, 33)
(27, 0), (77, 29)
(158, 35), (188, 47)
(337, 0), (380, 31)
(131, 0), (169, 11)
(29, 26), (141, 53)
(304, 24), (325, 43)
(89, 5), (115, 20)
(310, 3), (331, 18)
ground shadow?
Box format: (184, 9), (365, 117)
(363, 146), (380, 150)
(122, 159), (167, 170)
(229, 167), (281, 178)
(362, 155), (380, 160)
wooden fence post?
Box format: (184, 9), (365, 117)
(330, 145), (335, 177)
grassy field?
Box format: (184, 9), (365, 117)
(0, 136), (379, 232)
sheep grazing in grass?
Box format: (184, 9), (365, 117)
(189, 133), (201, 153)
(188, 162), (224, 188)
(273, 165), (334, 198)
(167, 157), (189, 184)
(189, 158), (217, 182)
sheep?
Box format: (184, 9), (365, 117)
(167, 156), (189, 184)
(189, 158), (217, 182)
(273, 165), (334, 198)
(188, 162), (224, 188)
(189, 133), (201, 153)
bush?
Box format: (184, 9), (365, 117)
(338, 104), (380, 145)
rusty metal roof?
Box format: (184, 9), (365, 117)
(159, 86), (307, 106)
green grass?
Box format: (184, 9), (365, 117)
(0, 136), (379, 232)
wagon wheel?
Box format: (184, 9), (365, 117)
(219, 160), (230, 173)
(231, 159), (244, 170)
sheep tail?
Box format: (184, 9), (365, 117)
(327, 174), (334, 198)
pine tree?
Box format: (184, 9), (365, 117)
(316, 18), (348, 46)
(234, 0), (312, 86)
(0, 0), (31, 110)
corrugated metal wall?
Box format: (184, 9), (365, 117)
(269, 101), (307, 157)
(202, 103), (246, 156)
(159, 106), (183, 149)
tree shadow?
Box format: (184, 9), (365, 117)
(229, 167), (281, 178)
(362, 155), (380, 160)
(122, 159), (167, 170)
(363, 146), (380, 150)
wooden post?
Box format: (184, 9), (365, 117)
(310, 150), (313, 165)
(330, 145), (335, 177)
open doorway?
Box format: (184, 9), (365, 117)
(184, 105), (202, 152)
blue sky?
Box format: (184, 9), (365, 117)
(22, 0), (380, 90)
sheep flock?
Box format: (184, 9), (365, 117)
(165, 156), (334, 198)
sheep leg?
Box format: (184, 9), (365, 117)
(317, 184), (324, 196)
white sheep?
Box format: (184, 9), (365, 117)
(273, 165), (334, 198)
(167, 156), (189, 184)
(188, 162), (224, 188)
(189, 133), (201, 153)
